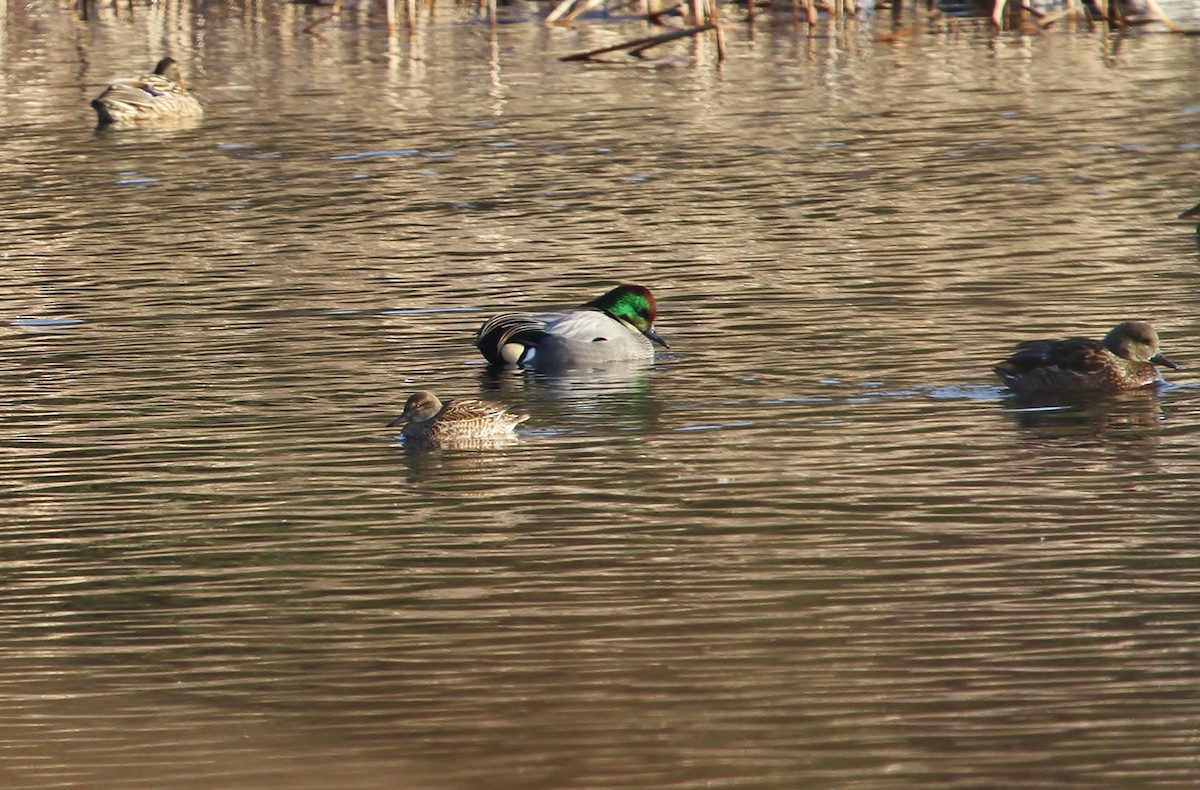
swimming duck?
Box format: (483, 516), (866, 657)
(475, 284), (668, 372)
(994, 321), (1178, 398)
(92, 57), (203, 126)
(388, 390), (528, 447)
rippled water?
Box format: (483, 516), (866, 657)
(2, 2), (1200, 787)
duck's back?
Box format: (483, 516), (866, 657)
(1005, 337), (1105, 372)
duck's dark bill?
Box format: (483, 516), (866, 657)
(1152, 353), (1179, 370)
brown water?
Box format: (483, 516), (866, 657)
(2, 3), (1200, 788)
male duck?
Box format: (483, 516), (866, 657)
(475, 284), (668, 372)
(92, 57), (203, 126)
(388, 390), (528, 447)
(994, 321), (1178, 398)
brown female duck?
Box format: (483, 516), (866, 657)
(92, 57), (203, 126)
(388, 391), (528, 448)
(994, 321), (1178, 398)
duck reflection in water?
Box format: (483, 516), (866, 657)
(476, 360), (664, 436)
(1002, 387), (1166, 440)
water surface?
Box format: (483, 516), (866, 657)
(2, 4), (1200, 787)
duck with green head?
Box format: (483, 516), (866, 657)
(475, 284), (669, 373)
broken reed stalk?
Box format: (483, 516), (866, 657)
(560, 23), (717, 61)
(545, 0), (574, 23)
(703, 0), (726, 61)
(1140, 0), (1180, 31)
(790, 0), (817, 27)
(991, 0), (1007, 26)
(546, 0), (608, 24)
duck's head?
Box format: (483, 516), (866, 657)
(1104, 321), (1178, 369)
(387, 390), (443, 427)
(153, 57), (182, 81)
(588, 284), (669, 349)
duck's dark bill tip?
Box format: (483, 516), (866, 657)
(1152, 353), (1179, 370)
(646, 328), (669, 349)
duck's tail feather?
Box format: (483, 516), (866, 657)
(475, 313), (547, 367)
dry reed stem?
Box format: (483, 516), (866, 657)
(545, 0), (574, 23)
(570, 0), (610, 23)
(560, 23), (717, 60)
(991, 0), (1007, 27)
(1140, 0), (1180, 31)
(707, 0), (726, 62)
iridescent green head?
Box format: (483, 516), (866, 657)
(587, 284), (669, 348)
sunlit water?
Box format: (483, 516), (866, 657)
(2, 2), (1200, 787)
